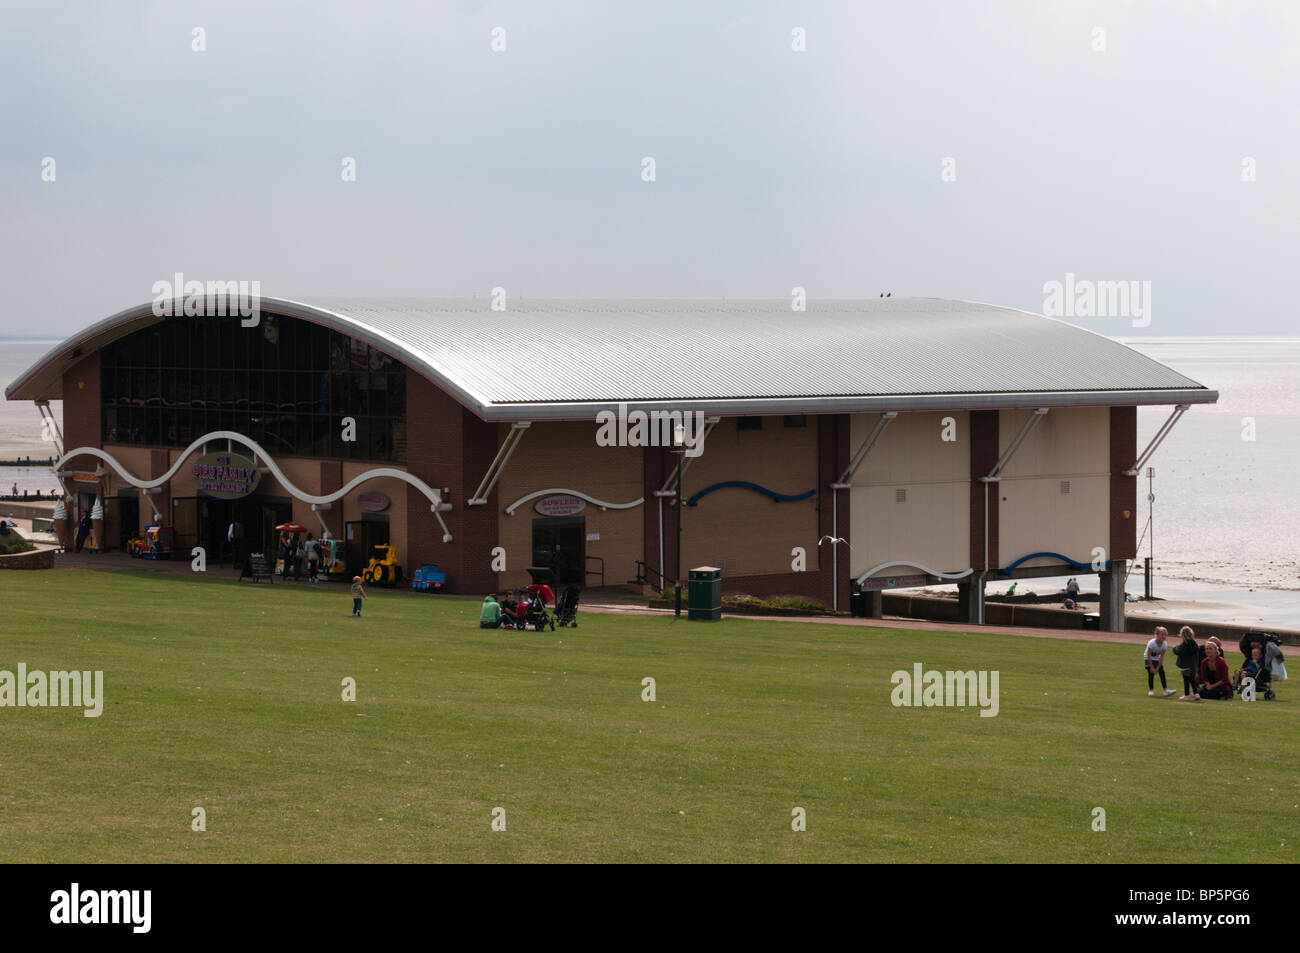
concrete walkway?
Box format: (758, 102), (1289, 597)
(577, 601), (1154, 645)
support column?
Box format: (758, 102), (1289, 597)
(864, 590), (883, 618)
(1099, 559), (1128, 632)
(957, 576), (984, 625)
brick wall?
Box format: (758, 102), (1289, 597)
(1110, 406), (1137, 561)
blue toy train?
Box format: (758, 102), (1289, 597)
(410, 564), (446, 592)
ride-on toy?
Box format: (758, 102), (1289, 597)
(411, 564), (447, 592)
(361, 545), (403, 586)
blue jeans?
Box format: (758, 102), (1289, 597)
(353, 598), (363, 615)
(480, 617), (505, 628)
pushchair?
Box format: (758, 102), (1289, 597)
(1239, 633), (1280, 700)
(554, 585), (581, 627)
(519, 592), (555, 632)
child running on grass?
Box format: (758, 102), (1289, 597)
(1145, 626), (1176, 697)
(351, 576), (366, 617)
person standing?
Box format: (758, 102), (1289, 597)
(350, 576), (366, 616)
(1172, 626), (1202, 700)
(1066, 577), (1080, 603)
(1263, 635), (1287, 682)
(305, 533), (320, 582)
(75, 510), (92, 553)
(1144, 627), (1176, 697)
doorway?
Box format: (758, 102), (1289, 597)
(345, 515), (390, 576)
(114, 494), (139, 551)
(531, 517), (585, 586)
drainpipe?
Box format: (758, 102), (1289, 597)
(829, 482), (852, 613)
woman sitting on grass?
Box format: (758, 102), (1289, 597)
(1198, 642), (1233, 700)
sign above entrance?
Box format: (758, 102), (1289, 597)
(193, 452), (260, 500)
(535, 494), (586, 517)
(358, 491), (391, 513)
(860, 573), (928, 591)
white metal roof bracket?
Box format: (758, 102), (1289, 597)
(468, 421), (530, 505)
(982, 407), (1049, 482)
(1125, 404), (1188, 476)
(835, 411), (898, 488)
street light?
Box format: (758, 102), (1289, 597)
(674, 422), (686, 618)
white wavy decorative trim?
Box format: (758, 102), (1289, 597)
(56, 431), (455, 541)
(855, 561), (974, 585)
(505, 487), (645, 516)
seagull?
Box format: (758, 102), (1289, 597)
(817, 535), (850, 548)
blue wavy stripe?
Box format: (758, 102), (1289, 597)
(686, 481), (816, 506)
(999, 551), (1114, 576)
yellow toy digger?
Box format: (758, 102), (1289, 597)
(361, 544), (403, 587)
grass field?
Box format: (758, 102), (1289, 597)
(1, 569), (1295, 863)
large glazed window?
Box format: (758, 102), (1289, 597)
(99, 314), (407, 462)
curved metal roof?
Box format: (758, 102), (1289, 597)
(4, 296), (1217, 419)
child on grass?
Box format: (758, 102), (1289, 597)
(1144, 626), (1176, 697)
(1234, 646), (1266, 692)
(1171, 625), (1201, 700)
(351, 576), (366, 617)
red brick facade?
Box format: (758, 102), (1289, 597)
(1109, 406), (1137, 561)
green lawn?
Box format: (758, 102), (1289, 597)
(0, 569), (1294, 863)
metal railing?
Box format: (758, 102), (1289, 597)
(630, 559), (668, 593)
(585, 555), (605, 588)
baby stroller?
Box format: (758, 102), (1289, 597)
(555, 585), (581, 627)
(521, 594), (555, 632)
(1239, 633), (1280, 700)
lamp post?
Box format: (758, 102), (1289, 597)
(674, 423), (686, 618)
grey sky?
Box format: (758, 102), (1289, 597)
(1, 0), (1296, 338)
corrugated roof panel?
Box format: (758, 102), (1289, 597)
(292, 296), (1208, 404)
(5, 296), (1216, 418)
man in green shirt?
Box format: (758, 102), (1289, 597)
(480, 594), (505, 629)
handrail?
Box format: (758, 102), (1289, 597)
(585, 555), (605, 588)
(631, 559), (668, 593)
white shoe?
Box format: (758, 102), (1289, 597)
(1163, 689), (1176, 696)
(1148, 690), (1155, 696)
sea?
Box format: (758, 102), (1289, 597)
(3, 336), (1298, 626)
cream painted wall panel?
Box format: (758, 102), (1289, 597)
(999, 407), (1109, 479)
(996, 474), (1110, 568)
(849, 482), (968, 577)
(852, 411), (968, 485)
(847, 412), (969, 578)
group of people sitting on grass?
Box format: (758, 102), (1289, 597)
(1144, 625), (1287, 701)
(479, 592), (530, 629)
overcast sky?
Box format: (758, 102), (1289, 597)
(1, 0), (1296, 338)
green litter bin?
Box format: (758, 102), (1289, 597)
(688, 566), (722, 620)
